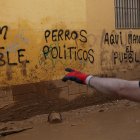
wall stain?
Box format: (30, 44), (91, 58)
(6, 65), (12, 80)
(20, 61), (27, 77)
(0, 80), (120, 122)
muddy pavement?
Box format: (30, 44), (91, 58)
(1, 100), (140, 140)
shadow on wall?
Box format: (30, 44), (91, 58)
(0, 80), (121, 122)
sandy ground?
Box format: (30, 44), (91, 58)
(0, 100), (140, 140)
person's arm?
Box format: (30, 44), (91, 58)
(88, 77), (140, 102)
(62, 68), (140, 102)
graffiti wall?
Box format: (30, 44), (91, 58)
(87, 0), (140, 79)
(0, 0), (140, 86)
(0, 0), (96, 86)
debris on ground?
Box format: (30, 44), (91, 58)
(0, 127), (33, 137)
(48, 111), (62, 124)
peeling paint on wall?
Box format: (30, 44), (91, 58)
(0, 0), (140, 86)
(0, 0), (92, 85)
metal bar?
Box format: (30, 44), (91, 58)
(122, 0), (124, 28)
(131, 0), (133, 28)
(115, 0), (118, 28)
(126, 0), (129, 28)
(136, 0), (138, 28)
(128, 0), (130, 28)
(120, 0), (122, 28)
(138, 0), (140, 27)
(129, 0), (131, 28)
(114, 0), (140, 29)
(118, 0), (121, 28)
(135, 0), (137, 28)
(124, 0), (126, 28)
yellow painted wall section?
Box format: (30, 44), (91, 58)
(0, 0), (90, 85)
(0, 0), (140, 86)
(87, 0), (140, 79)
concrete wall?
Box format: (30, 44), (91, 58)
(0, 0), (140, 120)
(87, 0), (140, 79)
(0, 0), (88, 85)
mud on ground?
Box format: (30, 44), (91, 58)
(0, 100), (140, 140)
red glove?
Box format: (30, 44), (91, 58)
(62, 68), (92, 84)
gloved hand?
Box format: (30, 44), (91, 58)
(62, 68), (93, 85)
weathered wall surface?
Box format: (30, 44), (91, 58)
(0, 0), (96, 117)
(0, 0), (90, 85)
(87, 0), (140, 79)
(1, 0), (139, 85)
(0, 0), (140, 119)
